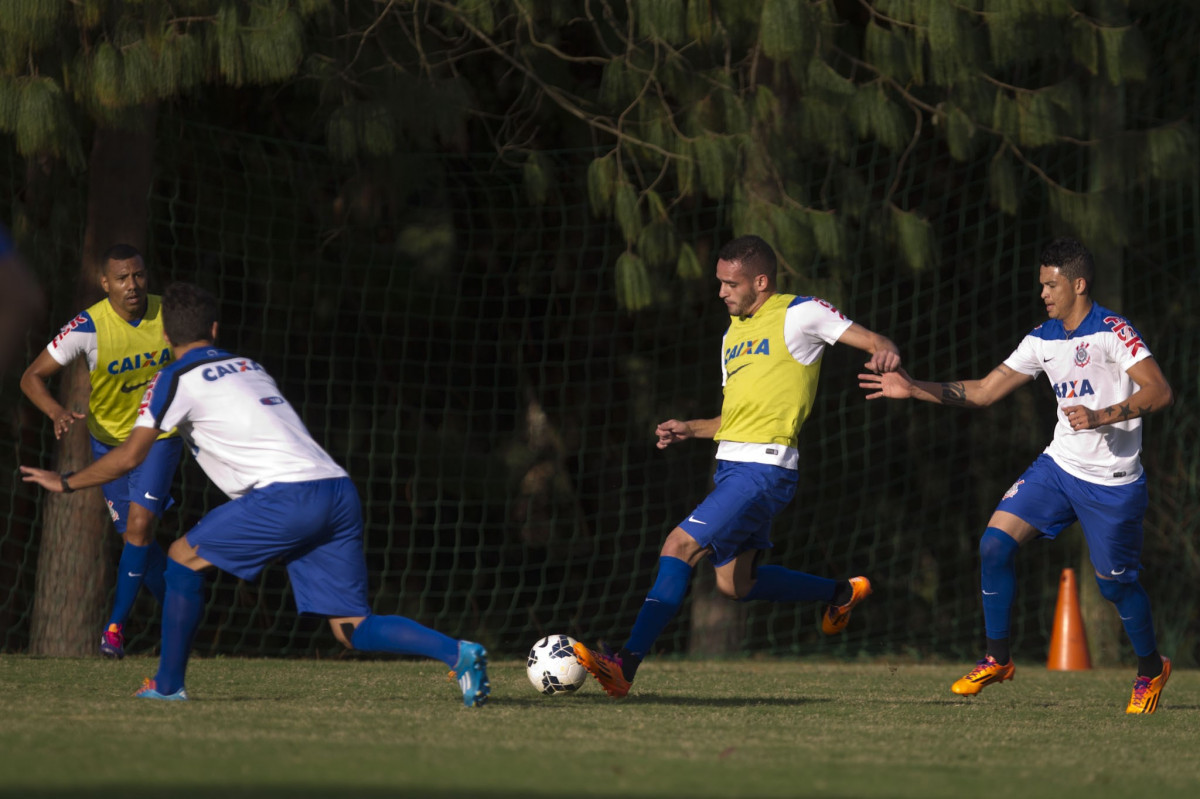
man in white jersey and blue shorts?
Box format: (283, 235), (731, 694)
(860, 237), (1174, 713)
(572, 235), (902, 697)
(22, 282), (489, 707)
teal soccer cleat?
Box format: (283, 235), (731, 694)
(134, 678), (189, 701)
(450, 641), (490, 708)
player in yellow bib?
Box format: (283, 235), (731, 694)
(20, 245), (183, 659)
(574, 235), (902, 697)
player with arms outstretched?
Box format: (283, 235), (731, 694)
(573, 234), (900, 697)
(20, 244), (182, 658)
(22, 282), (489, 707)
(860, 237), (1174, 713)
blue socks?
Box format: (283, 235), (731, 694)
(154, 560), (206, 695)
(107, 541), (169, 628)
(1095, 576), (1158, 657)
(141, 542), (168, 604)
(350, 614), (460, 667)
(622, 559), (841, 662)
(109, 543), (150, 627)
(625, 556), (692, 659)
(740, 565), (837, 603)
(979, 527), (1020, 642)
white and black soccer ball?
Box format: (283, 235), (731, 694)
(526, 634), (587, 695)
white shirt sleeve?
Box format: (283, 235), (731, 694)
(1101, 315), (1153, 371)
(784, 298), (854, 365)
(46, 311), (98, 371)
(1003, 332), (1044, 378)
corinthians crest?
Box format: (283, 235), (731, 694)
(1074, 342), (1091, 367)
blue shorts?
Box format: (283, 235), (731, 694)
(184, 476), (371, 617)
(997, 453), (1147, 583)
(677, 460), (798, 567)
(91, 435), (183, 533)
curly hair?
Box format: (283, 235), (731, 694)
(1039, 237), (1094, 290)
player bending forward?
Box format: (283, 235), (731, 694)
(861, 237), (1173, 714)
(23, 282), (489, 707)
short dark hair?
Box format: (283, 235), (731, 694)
(102, 243), (142, 266)
(162, 282), (218, 345)
(717, 234), (777, 281)
(1039, 237), (1094, 290)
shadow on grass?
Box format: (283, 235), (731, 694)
(189, 693), (834, 708)
(7, 787), (844, 791)
(556, 692), (832, 707)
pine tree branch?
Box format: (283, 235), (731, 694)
(423, 0), (683, 162)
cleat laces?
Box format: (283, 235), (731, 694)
(1129, 675), (1153, 708)
(965, 657), (995, 680)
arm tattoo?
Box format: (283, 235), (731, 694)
(1111, 402), (1136, 422)
(941, 382), (967, 406)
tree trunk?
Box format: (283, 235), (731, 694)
(688, 567), (746, 655)
(1078, 51), (1127, 668)
(29, 111), (157, 656)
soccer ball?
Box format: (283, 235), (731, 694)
(526, 634), (588, 695)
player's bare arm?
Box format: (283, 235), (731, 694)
(20, 350), (85, 439)
(860, 363), (1032, 407)
(835, 323), (901, 373)
(21, 425), (161, 492)
(655, 416), (721, 449)
(1062, 357), (1173, 431)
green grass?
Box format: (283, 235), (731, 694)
(1, 655), (1196, 798)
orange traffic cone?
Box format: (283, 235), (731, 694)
(1047, 568), (1092, 670)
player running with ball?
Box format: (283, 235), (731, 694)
(860, 237), (1174, 713)
(573, 235), (901, 697)
(22, 282), (489, 707)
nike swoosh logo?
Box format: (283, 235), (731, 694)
(1111, 567), (1126, 576)
(120, 380), (151, 394)
(687, 515), (707, 525)
(144, 492), (159, 501)
(726, 364), (748, 378)
(982, 590), (999, 596)
(128, 572), (143, 578)
(1042, 358), (1052, 363)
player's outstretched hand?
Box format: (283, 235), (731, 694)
(19, 465), (65, 492)
(655, 419), (692, 449)
(863, 349), (901, 375)
(859, 368), (914, 400)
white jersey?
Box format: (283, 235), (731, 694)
(1004, 302), (1152, 486)
(135, 346), (346, 499)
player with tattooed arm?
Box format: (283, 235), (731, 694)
(860, 237), (1174, 714)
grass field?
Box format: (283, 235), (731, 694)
(1, 654), (1196, 798)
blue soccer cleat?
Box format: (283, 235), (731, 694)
(100, 623), (125, 660)
(449, 641), (490, 708)
(134, 678), (189, 701)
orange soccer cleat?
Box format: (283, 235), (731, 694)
(572, 641), (632, 698)
(951, 655), (1015, 696)
(821, 576), (872, 635)
(1126, 656), (1171, 715)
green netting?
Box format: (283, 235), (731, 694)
(2, 112), (1197, 665)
